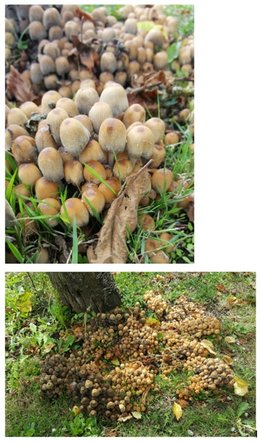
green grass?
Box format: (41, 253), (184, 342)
(5, 272), (256, 437)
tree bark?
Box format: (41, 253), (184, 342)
(47, 272), (121, 313)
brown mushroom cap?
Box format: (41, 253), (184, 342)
(123, 104), (146, 128)
(18, 163), (42, 186)
(81, 187), (106, 215)
(165, 131), (179, 145)
(98, 177), (120, 204)
(113, 158), (133, 180)
(79, 140), (106, 164)
(35, 125), (58, 152)
(15, 183), (31, 198)
(98, 118), (127, 162)
(127, 124), (155, 160)
(151, 168), (173, 193)
(61, 198), (89, 226)
(59, 118), (90, 156)
(100, 52), (117, 73)
(20, 101), (40, 119)
(29, 21), (47, 41)
(35, 177), (59, 200)
(38, 197), (61, 227)
(11, 135), (37, 164)
(38, 147), (64, 182)
(145, 117), (166, 143)
(83, 161), (107, 184)
(150, 144), (166, 168)
(64, 160), (84, 187)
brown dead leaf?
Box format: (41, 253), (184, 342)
(88, 163), (151, 263)
(6, 66), (38, 104)
(216, 283), (227, 293)
(75, 7), (94, 22)
(70, 36), (99, 72)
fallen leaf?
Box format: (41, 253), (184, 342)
(88, 163), (151, 263)
(224, 336), (236, 344)
(172, 402), (183, 421)
(132, 411), (142, 419)
(111, 358), (120, 366)
(72, 405), (81, 416)
(75, 7), (94, 22)
(6, 66), (38, 104)
(117, 415), (132, 422)
(222, 355), (234, 366)
(234, 376), (249, 397)
(43, 342), (55, 353)
(16, 292), (32, 313)
(216, 283), (227, 293)
(200, 339), (217, 355)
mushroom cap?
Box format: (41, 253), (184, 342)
(123, 104), (146, 128)
(38, 197), (61, 227)
(64, 160), (83, 186)
(79, 140), (106, 164)
(145, 117), (165, 143)
(18, 163), (42, 186)
(127, 124), (155, 159)
(7, 108), (28, 127)
(113, 159), (133, 180)
(11, 135), (37, 164)
(151, 168), (173, 193)
(41, 90), (61, 114)
(60, 118), (90, 156)
(98, 177), (120, 204)
(38, 147), (64, 182)
(81, 187), (106, 215)
(100, 52), (117, 73)
(83, 161), (106, 184)
(56, 97), (78, 117)
(98, 118), (126, 154)
(35, 177), (59, 200)
(99, 85), (129, 117)
(74, 87), (99, 115)
(46, 106), (69, 145)
(61, 198), (89, 226)
(89, 102), (113, 133)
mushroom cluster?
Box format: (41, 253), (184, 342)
(6, 80), (178, 263)
(5, 4), (194, 97)
(39, 294), (235, 420)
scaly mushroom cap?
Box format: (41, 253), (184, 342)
(89, 102), (113, 133)
(74, 87), (99, 115)
(145, 117), (166, 143)
(99, 85), (129, 117)
(123, 104), (146, 128)
(81, 188), (106, 215)
(18, 163), (42, 186)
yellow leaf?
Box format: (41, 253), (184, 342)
(117, 414), (132, 422)
(111, 358), (120, 366)
(172, 402), (183, 421)
(222, 355), (233, 366)
(72, 405), (81, 416)
(132, 411), (142, 420)
(234, 376), (249, 396)
(200, 339), (216, 355)
(17, 292), (32, 313)
(145, 317), (160, 328)
(224, 336), (236, 344)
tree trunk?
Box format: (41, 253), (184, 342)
(47, 272), (121, 313)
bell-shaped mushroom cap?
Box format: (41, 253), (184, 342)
(123, 104), (146, 128)
(145, 117), (166, 143)
(127, 124), (155, 160)
(60, 118), (90, 156)
(74, 87), (99, 115)
(99, 84), (128, 117)
(38, 147), (64, 182)
(89, 102), (113, 133)
(99, 118), (126, 155)
(61, 198), (89, 226)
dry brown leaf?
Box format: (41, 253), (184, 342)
(6, 66), (38, 104)
(88, 163), (151, 263)
(75, 7), (94, 22)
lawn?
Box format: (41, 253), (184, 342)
(5, 272), (256, 437)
